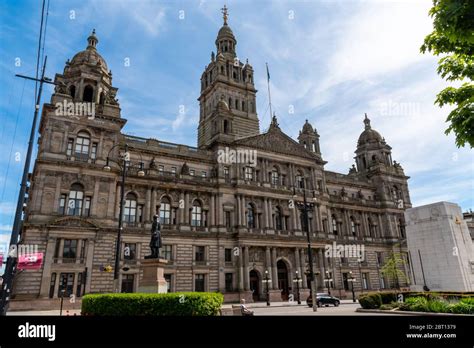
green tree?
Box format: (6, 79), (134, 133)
(421, 0), (474, 148)
(380, 252), (408, 289)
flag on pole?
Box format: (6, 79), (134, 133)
(266, 63), (270, 81)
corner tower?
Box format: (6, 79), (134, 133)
(197, 6), (260, 149)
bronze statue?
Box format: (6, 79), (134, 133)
(145, 214), (162, 259)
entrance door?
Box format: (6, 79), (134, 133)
(277, 260), (289, 301)
(249, 270), (260, 302)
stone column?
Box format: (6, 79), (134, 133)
(151, 188), (157, 217)
(52, 177), (62, 213)
(243, 246), (250, 290)
(378, 214), (384, 238)
(217, 194), (223, 225)
(179, 191), (185, 224)
(145, 187), (151, 222)
(210, 194), (215, 226)
(236, 195), (241, 226)
(39, 237), (57, 297)
(271, 248), (278, 289)
(241, 195), (247, 227)
(295, 248), (301, 282)
(184, 192), (190, 224)
(85, 239), (94, 293)
(58, 239), (64, 264)
(91, 181), (99, 217)
(238, 247), (244, 291)
(264, 198), (269, 228)
(268, 200), (273, 229)
(265, 247), (272, 289)
(315, 205), (322, 232)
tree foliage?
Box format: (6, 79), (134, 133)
(380, 252), (408, 289)
(421, 0), (474, 148)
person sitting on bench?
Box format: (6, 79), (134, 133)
(240, 299), (254, 316)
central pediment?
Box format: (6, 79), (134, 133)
(234, 126), (320, 161)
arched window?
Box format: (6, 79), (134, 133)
(228, 97), (232, 108)
(221, 66), (224, 74)
(247, 203), (255, 228)
(350, 216), (356, 236)
(241, 101), (245, 111)
(312, 141), (316, 152)
(124, 193), (137, 223)
(399, 218), (406, 238)
(160, 197), (171, 225)
(67, 183), (84, 216)
(331, 215), (338, 235)
(69, 85), (76, 99)
(191, 201), (202, 227)
(271, 168), (279, 186)
(75, 131), (90, 159)
(83, 85), (94, 102)
(223, 120), (229, 134)
(296, 171), (304, 189)
(392, 185), (399, 201)
(274, 206), (282, 230)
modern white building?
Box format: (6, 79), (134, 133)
(405, 202), (474, 292)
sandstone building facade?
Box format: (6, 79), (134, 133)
(13, 14), (412, 304)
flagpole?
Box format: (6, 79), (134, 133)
(266, 62), (273, 119)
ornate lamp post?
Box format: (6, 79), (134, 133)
(293, 178), (318, 312)
(262, 270), (271, 306)
(103, 143), (145, 293)
(348, 271), (356, 302)
(324, 270), (333, 295)
(292, 270), (302, 304)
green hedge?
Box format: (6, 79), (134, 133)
(358, 291), (473, 309)
(81, 292), (224, 316)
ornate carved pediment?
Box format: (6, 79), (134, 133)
(49, 216), (100, 229)
(234, 127), (316, 160)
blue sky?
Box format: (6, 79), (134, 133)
(0, 0), (473, 249)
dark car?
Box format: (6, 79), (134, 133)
(306, 293), (340, 307)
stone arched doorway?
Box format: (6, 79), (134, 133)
(249, 270), (260, 302)
(277, 260), (289, 301)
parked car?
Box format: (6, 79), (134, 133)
(306, 293), (340, 307)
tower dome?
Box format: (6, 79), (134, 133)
(357, 113), (383, 146)
(69, 29), (108, 73)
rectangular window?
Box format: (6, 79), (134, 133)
(76, 272), (83, 297)
(164, 274), (172, 292)
(195, 274), (205, 292)
(171, 166), (177, 174)
(121, 274), (134, 293)
(225, 273), (233, 292)
(223, 167), (229, 181)
(59, 194), (67, 214)
(341, 257), (348, 266)
(376, 252), (383, 266)
(58, 273), (75, 297)
(158, 165), (164, 172)
(66, 139), (74, 156)
(195, 246), (205, 262)
(49, 273), (56, 298)
(91, 143), (98, 160)
(225, 211), (231, 229)
(163, 245), (172, 261)
(201, 171), (207, 178)
(342, 272), (350, 290)
(244, 167), (253, 181)
(80, 240), (86, 260)
(54, 239), (61, 261)
(62, 240), (77, 262)
(84, 196), (91, 217)
(190, 170), (195, 176)
(225, 248), (232, 262)
(362, 273), (369, 290)
(123, 243), (136, 260)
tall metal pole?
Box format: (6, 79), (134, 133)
(114, 146), (127, 293)
(265, 62), (273, 119)
(302, 182), (317, 312)
(0, 57), (50, 316)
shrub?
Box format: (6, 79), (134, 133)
(81, 292), (224, 316)
(404, 297), (428, 312)
(359, 293), (382, 309)
(425, 299), (450, 313)
(379, 302), (399, 310)
(449, 298), (474, 314)
(379, 292), (397, 304)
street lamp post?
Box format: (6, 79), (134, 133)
(294, 179), (317, 312)
(263, 270), (271, 306)
(292, 270), (302, 304)
(324, 270), (332, 295)
(103, 143), (145, 293)
(348, 271), (356, 302)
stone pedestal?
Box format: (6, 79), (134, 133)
(138, 258), (168, 293)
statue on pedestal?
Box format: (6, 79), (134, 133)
(145, 214), (162, 259)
